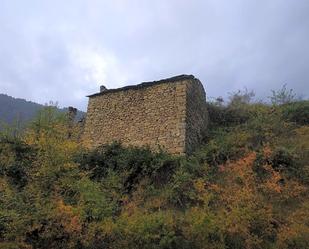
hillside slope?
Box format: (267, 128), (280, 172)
(0, 92), (308, 249)
(0, 93), (85, 125)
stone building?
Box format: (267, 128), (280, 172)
(82, 75), (208, 155)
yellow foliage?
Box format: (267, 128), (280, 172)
(55, 199), (82, 235)
(277, 201), (309, 248)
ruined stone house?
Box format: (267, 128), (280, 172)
(82, 75), (208, 155)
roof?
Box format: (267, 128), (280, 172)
(87, 74), (196, 97)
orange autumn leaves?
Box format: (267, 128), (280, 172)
(55, 199), (82, 235)
(215, 148), (307, 202)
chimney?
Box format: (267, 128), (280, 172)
(67, 106), (77, 122)
(67, 106), (77, 139)
(100, 85), (107, 92)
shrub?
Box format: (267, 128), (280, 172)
(0, 138), (36, 188)
(270, 84), (297, 105)
(206, 103), (251, 128)
(75, 142), (177, 192)
(281, 101), (309, 125)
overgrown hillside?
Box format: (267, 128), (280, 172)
(0, 88), (308, 249)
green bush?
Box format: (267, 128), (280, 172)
(0, 138), (36, 188)
(281, 101), (309, 125)
(75, 142), (177, 192)
(206, 102), (251, 128)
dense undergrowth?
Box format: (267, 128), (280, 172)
(0, 89), (308, 249)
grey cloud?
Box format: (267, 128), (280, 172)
(0, 0), (308, 110)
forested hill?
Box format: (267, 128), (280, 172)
(0, 93), (84, 125)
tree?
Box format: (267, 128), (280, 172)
(270, 84), (297, 105)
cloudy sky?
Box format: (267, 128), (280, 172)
(0, 0), (308, 110)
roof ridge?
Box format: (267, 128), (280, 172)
(87, 74), (196, 97)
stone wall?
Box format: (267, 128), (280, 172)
(82, 75), (208, 155)
(185, 79), (208, 154)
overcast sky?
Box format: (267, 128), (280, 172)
(0, 0), (308, 110)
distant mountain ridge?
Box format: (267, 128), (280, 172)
(0, 93), (85, 125)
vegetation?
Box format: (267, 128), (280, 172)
(0, 89), (308, 249)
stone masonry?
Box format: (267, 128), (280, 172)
(82, 75), (208, 155)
